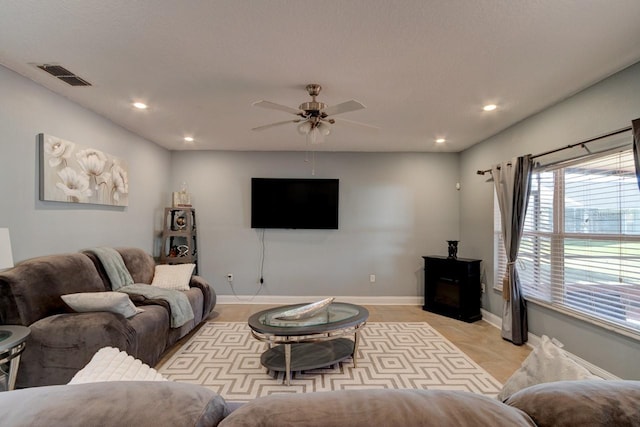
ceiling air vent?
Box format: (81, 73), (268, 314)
(37, 64), (91, 86)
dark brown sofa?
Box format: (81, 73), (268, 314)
(0, 247), (216, 388)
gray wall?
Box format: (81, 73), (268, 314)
(0, 65), (171, 261)
(170, 151), (460, 298)
(459, 61), (640, 379)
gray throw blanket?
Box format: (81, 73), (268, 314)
(85, 247), (194, 328)
(85, 247), (133, 291)
(119, 284), (194, 328)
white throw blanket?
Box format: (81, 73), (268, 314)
(68, 347), (167, 384)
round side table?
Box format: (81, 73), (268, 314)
(0, 325), (30, 391)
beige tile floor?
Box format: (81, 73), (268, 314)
(160, 304), (531, 384)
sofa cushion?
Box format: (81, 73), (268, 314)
(497, 335), (601, 400)
(84, 247), (156, 289)
(218, 389), (535, 427)
(116, 247), (156, 284)
(61, 291), (142, 318)
(0, 381), (229, 427)
(126, 304), (171, 366)
(152, 263), (195, 291)
(505, 380), (640, 427)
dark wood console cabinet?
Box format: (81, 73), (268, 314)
(422, 256), (482, 323)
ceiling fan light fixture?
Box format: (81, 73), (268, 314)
(297, 121), (312, 135)
(307, 126), (325, 144)
(317, 121), (331, 136)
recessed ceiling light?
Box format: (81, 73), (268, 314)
(132, 102), (148, 110)
(435, 138), (446, 144)
(483, 104), (497, 112)
(184, 136), (194, 142)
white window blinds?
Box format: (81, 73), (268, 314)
(494, 147), (640, 335)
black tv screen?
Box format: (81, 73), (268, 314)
(251, 178), (339, 229)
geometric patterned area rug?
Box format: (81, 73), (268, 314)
(157, 322), (502, 402)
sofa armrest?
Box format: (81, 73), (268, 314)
(18, 312), (137, 388)
(190, 275), (216, 316)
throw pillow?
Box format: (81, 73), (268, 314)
(497, 335), (602, 401)
(61, 291), (143, 319)
(151, 263), (195, 291)
(68, 346), (167, 384)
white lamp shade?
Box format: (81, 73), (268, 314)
(297, 121), (312, 135)
(0, 228), (14, 270)
(307, 126), (323, 144)
(317, 121), (331, 136)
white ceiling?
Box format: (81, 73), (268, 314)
(2, 1), (640, 153)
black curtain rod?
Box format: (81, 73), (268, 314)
(476, 125), (633, 175)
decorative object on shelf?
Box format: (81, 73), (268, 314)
(177, 245), (189, 257)
(0, 228), (14, 271)
(175, 216), (186, 230)
(274, 297), (335, 321)
(172, 182), (192, 207)
(38, 134), (129, 206)
(447, 240), (459, 259)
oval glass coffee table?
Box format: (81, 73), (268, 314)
(248, 302), (368, 386)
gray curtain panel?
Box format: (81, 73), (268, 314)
(633, 118), (640, 191)
(492, 155), (533, 346)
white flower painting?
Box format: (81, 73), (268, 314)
(39, 134), (129, 206)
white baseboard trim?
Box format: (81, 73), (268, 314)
(216, 295), (424, 306)
(479, 309), (619, 380)
(480, 309), (502, 328)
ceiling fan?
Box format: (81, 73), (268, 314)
(251, 84), (377, 144)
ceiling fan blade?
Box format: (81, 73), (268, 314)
(322, 99), (366, 117)
(332, 117), (380, 130)
(252, 100), (303, 116)
(251, 119), (301, 131)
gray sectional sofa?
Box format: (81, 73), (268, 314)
(0, 247), (216, 388)
(0, 379), (638, 426)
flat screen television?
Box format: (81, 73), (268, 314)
(251, 178), (339, 229)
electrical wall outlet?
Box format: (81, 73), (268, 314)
(481, 282), (486, 293)
(369, 274), (376, 283)
(226, 273), (233, 282)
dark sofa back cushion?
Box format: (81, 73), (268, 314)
(0, 253), (105, 325)
(116, 247), (155, 284)
(83, 247), (155, 289)
(0, 381), (229, 427)
(219, 389), (536, 427)
(505, 380), (640, 427)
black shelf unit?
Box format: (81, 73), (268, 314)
(422, 256), (482, 323)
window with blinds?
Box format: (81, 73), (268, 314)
(494, 147), (640, 336)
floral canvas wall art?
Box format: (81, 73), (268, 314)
(38, 134), (129, 206)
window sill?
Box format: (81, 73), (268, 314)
(525, 296), (640, 342)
